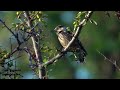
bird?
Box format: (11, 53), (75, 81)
(54, 25), (87, 63)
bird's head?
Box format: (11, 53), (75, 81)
(54, 25), (66, 34)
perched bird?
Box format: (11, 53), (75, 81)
(54, 25), (87, 63)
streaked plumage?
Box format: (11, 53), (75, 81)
(54, 25), (87, 63)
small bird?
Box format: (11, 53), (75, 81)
(54, 25), (87, 63)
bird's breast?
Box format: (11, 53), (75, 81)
(58, 33), (70, 48)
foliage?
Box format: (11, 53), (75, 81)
(0, 11), (120, 79)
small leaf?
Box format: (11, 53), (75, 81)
(38, 19), (41, 22)
(43, 58), (47, 63)
(22, 27), (24, 30)
(37, 15), (39, 19)
(73, 21), (76, 25)
(12, 23), (16, 27)
(66, 27), (71, 32)
(89, 19), (97, 25)
(16, 12), (19, 15)
(16, 24), (18, 27)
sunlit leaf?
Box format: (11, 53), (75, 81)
(16, 12), (19, 15)
(43, 58), (48, 63)
(37, 15), (39, 19)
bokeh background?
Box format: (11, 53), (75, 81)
(0, 11), (120, 79)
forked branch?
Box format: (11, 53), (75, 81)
(42, 11), (93, 66)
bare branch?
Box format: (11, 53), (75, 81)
(5, 55), (22, 64)
(0, 19), (16, 36)
(0, 19), (21, 45)
(43, 11), (93, 67)
(0, 19), (33, 62)
(42, 53), (64, 66)
(97, 50), (120, 71)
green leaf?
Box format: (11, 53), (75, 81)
(37, 15), (39, 19)
(12, 23), (16, 27)
(43, 58), (48, 63)
(16, 12), (19, 15)
(89, 19), (97, 25)
(66, 27), (71, 32)
(38, 19), (41, 22)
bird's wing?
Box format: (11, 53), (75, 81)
(77, 39), (87, 55)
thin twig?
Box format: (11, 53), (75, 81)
(42, 11), (93, 67)
(97, 49), (120, 71)
(5, 55), (22, 64)
(10, 37), (13, 54)
(0, 19), (16, 37)
(0, 19), (21, 45)
(0, 46), (19, 62)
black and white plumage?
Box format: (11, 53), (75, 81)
(54, 25), (87, 63)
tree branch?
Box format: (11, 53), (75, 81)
(64, 11), (93, 51)
(23, 11), (46, 79)
(42, 11), (93, 67)
(97, 50), (120, 71)
(0, 19), (34, 63)
(0, 19), (21, 45)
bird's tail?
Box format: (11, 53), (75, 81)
(74, 50), (87, 63)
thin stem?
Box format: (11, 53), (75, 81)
(97, 50), (120, 71)
(0, 19), (21, 45)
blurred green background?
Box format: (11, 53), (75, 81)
(0, 11), (120, 79)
